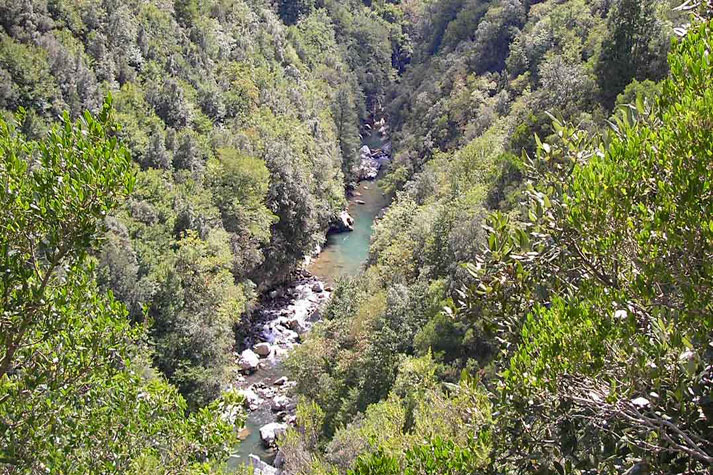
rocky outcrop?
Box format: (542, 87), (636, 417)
(356, 140), (392, 181)
(248, 454), (280, 475)
(330, 210), (354, 233)
(358, 145), (381, 180)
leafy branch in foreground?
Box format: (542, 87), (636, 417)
(0, 99), (240, 473)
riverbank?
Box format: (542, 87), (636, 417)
(229, 132), (391, 474)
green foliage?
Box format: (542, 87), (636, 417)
(492, 20), (713, 471)
(206, 148), (275, 249)
(596, 0), (671, 108)
(0, 0), (384, 409)
(0, 103), (239, 472)
(286, 3), (711, 474)
(350, 437), (488, 475)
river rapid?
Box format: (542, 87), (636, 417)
(228, 132), (390, 473)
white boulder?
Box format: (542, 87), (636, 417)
(273, 376), (289, 386)
(260, 422), (288, 447)
(271, 395), (290, 412)
(239, 349), (260, 373)
(238, 388), (263, 411)
(248, 454), (279, 475)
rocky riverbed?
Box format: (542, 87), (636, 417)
(230, 271), (331, 473)
(230, 128), (391, 474)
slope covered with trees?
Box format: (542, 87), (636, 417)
(0, 101), (242, 473)
(0, 0), (391, 412)
(283, 1), (713, 473)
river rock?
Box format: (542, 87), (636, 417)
(260, 422), (287, 447)
(273, 376), (289, 386)
(330, 210), (354, 233)
(355, 199), (366, 205)
(239, 388), (263, 411)
(248, 454), (279, 475)
(359, 145), (371, 158)
(254, 342), (272, 357)
(312, 281), (324, 293)
(239, 349), (260, 373)
(255, 385), (276, 400)
(271, 395), (289, 412)
(287, 317), (307, 334)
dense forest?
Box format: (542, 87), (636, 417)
(1, 0), (712, 473)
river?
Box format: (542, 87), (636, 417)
(229, 133), (390, 472)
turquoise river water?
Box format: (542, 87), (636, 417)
(229, 134), (390, 470)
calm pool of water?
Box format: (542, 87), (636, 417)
(229, 133), (390, 470)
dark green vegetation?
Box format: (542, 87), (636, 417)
(1, 0), (713, 473)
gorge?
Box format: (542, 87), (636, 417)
(231, 130), (391, 472)
(1, 1), (713, 474)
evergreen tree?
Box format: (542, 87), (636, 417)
(596, 0), (669, 108)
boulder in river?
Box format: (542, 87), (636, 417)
(239, 349), (260, 373)
(248, 454), (279, 475)
(312, 281), (324, 293)
(273, 376), (289, 386)
(357, 156), (380, 180)
(330, 210), (354, 233)
(287, 317), (307, 334)
(260, 422), (287, 447)
(253, 342), (272, 357)
(271, 395), (289, 412)
(359, 145), (371, 158)
(238, 388), (263, 411)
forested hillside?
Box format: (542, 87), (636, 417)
(284, 0), (713, 474)
(1, 0), (713, 473)
(0, 0), (392, 470)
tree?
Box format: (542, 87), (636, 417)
(332, 86), (361, 179)
(174, 0), (199, 27)
(596, 0), (670, 108)
(278, 0), (316, 25)
(151, 230), (248, 409)
(0, 100), (239, 472)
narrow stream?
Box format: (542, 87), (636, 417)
(310, 131), (390, 283)
(229, 132), (389, 472)
(308, 179), (389, 285)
